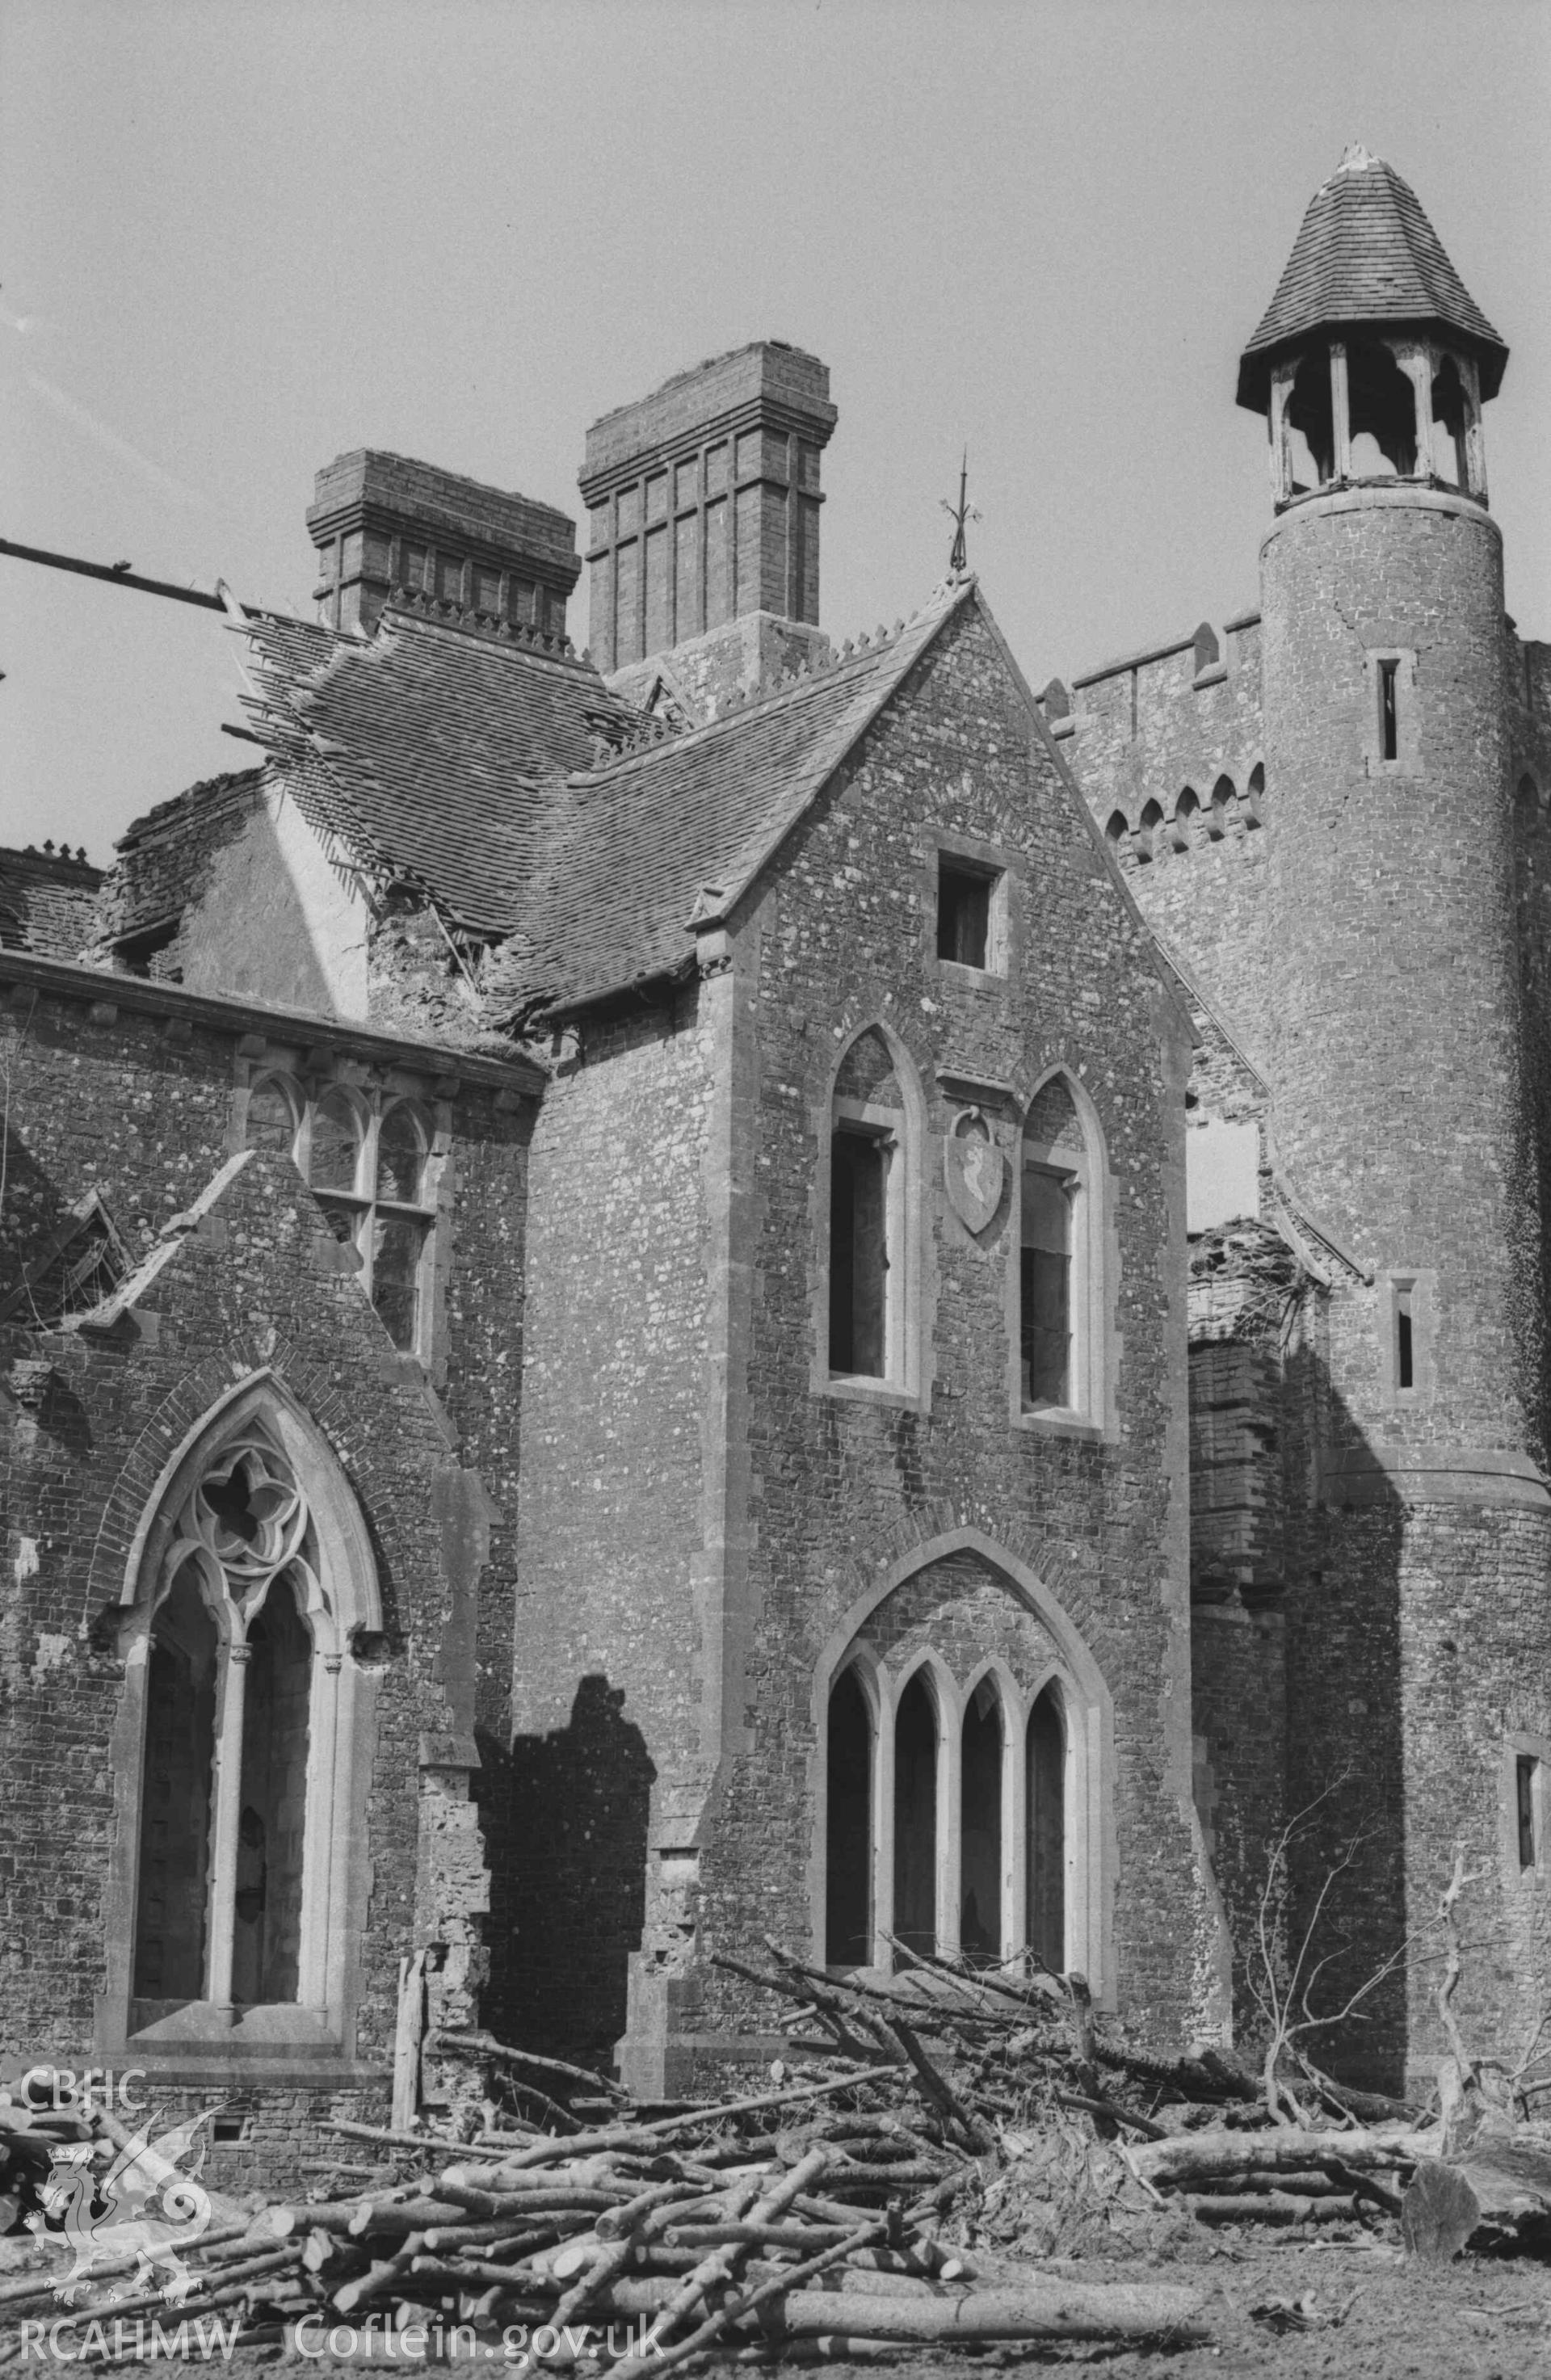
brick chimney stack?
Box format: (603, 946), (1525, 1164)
(578, 343), (836, 681)
(307, 451), (581, 639)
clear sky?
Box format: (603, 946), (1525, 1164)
(2, 0), (1548, 864)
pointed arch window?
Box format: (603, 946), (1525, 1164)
(1027, 1685), (1066, 1973)
(1016, 1075), (1104, 1427)
(893, 1671), (939, 1957)
(824, 1668), (874, 1969)
(818, 1641), (1087, 1983)
(960, 1678), (1004, 1965)
(823, 1028), (921, 1398)
(131, 1426), (343, 2018)
(106, 1387), (385, 2058)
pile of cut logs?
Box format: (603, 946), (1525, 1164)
(0, 2045), (1212, 2368)
(3, 1939), (1549, 2367)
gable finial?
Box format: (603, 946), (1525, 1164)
(941, 448), (981, 580)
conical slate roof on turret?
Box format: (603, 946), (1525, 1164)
(1237, 147), (1507, 410)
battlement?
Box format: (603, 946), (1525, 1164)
(1040, 612), (1263, 793)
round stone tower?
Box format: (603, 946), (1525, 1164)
(1240, 149), (1550, 2090)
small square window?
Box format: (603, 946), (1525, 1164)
(937, 859), (998, 969)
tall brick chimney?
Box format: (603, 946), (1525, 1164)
(307, 451), (581, 639)
(578, 343), (836, 683)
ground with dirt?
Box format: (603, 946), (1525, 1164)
(178, 2239), (1550, 2380)
(765, 2243), (1551, 2380)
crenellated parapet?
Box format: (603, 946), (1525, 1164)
(1047, 612), (1276, 1077)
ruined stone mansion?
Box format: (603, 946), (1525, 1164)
(2, 150), (1548, 2169)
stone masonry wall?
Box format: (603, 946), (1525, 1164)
(1052, 616), (1275, 1074)
(696, 595), (1213, 2050)
(502, 994), (714, 2058)
(0, 969), (528, 2181)
(1261, 491), (1551, 2086)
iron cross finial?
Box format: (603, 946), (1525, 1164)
(941, 448), (981, 578)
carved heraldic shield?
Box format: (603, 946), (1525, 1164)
(945, 1107), (1005, 1234)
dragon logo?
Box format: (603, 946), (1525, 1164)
(27, 2107), (221, 2306)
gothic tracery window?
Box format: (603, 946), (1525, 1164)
(132, 1427), (335, 2014)
(822, 1649), (1077, 1980)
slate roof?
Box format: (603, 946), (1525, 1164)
(237, 599), (637, 935)
(485, 580), (971, 1017)
(230, 570), (970, 1018)
(0, 844), (104, 958)
(1238, 147), (1507, 410)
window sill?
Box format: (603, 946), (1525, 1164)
(935, 958), (1006, 985)
(821, 1373), (927, 1415)
(97, 1995), (356, 2073)
(124, 1999), (341, 2046)
(1014, 1406), (1107, 1444)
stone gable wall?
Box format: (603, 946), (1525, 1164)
(99, 771), (267, 952)
(697, 598), (1209, 2047)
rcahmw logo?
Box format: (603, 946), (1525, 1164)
(26, 2105), (221, 2306)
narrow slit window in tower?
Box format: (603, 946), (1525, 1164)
(825, 1670), (873, 1969)
(960, 1680), (1003, 1965)
(1379, 661), (1399, 763)
(829, 1129), (889, 1377)
(1396, 1281), (1414, 1388)
(893, 1673), (938, 1957)
(1518, 1756), (1539, 1871)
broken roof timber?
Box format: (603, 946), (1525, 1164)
(0, 948), (544, 1097)
(0, 534), (265, 618)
